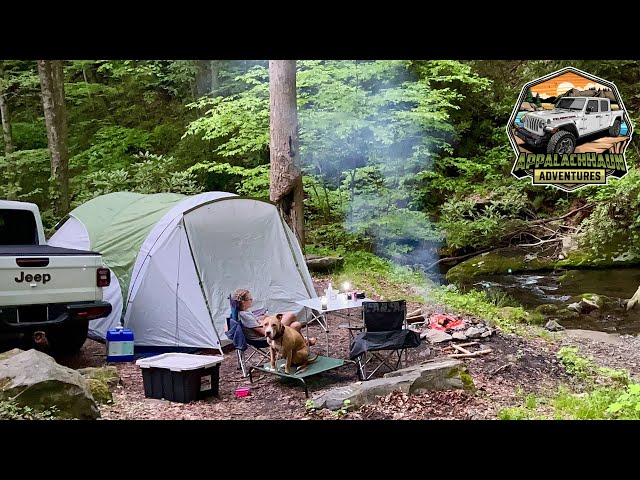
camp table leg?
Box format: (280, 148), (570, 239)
(304, 310), (329, 356)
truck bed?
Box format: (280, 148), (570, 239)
(0, 245), (100, 256)
(0, 246), (105, 307)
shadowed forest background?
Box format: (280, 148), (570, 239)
(1, 60), (639, 275)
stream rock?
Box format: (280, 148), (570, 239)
(545, 319), (565, 332)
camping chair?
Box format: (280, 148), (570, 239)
(348, 300), (421, 381)
(225, 295), (270, 377)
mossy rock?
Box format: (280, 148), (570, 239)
(86, 378), (113, 405)
(556, 231), (640, 268)
(525, 311), (546, 326)
(535, 304), (559, 315)
(78, 366), (120, 389)
(579, 293), (605, 310)
(554, 308), (580, 320)
(446, 248), (553, 283)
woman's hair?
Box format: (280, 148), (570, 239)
(233, 288), (251, 303)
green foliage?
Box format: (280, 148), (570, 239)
(557, 347), (595, 382)
(331, 399), (352, 418)
(72, 152), (203, 206)
(578, 169), (640, 254)
(606, 383), (640, 419)
(305, 399), (317, 413)
(551, 386), (623, 420)
(70, 126), (152, 174)
(11, 121), (48, 150)
(184, 60), (480, 262)
(0, 149), (51, 208)
(500, 349), (640, 419)
(438, 185), (529, 250)
(184, 65), (270, 162)
(188, 161), (270, 199)
(0, 399), (59, 420)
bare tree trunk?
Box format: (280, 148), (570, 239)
(195, 60), (211, 97)
(269, 60), (304, 248)
(0, 62), (17, 199)
(195, 60), (221, 98)
(210, 60), (220, 95)
(38, 60), (70, 217)
(0, 62), (14, 157)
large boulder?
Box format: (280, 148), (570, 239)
(312, 359), (470, 410)
(0, 349), (100, 419)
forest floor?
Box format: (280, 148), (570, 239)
(58, 277), (640, 420)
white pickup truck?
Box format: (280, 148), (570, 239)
(0, 200), (112, 354)
(516, 97), (624, 154)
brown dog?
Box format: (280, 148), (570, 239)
(263, 314), (316, 374)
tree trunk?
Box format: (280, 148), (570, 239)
(195, 60), (221, 98)
(269, 60), (304, 248)
(210, 60), (220, 95)
(38, 60), (70, 217)
(195, 60), (211, 97)
(0, 62), (17, 200)
(0, 62), (15, 157)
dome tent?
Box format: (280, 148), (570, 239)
(48, 191), (316, 354)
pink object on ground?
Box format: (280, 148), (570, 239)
(236, 387), (251, 397)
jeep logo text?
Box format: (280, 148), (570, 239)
(15, 272), (51, 284)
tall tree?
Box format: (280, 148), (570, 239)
(0, 62), (15, 158)
(38, 60), (70, 217)
(269, 60), (304, 247)
(0, 61), (17, 200)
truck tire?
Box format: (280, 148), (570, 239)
(50, 321), (89, 355)
(609, 120), (621, 137)
(547, 130), (576, 155)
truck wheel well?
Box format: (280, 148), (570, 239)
(558, 125), (578, 137)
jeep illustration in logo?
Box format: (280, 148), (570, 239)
(508, 67), (632, 192)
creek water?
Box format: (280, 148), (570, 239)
(455, 267), (640, 335)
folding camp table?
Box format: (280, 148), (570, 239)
(295, 295), (373, 356)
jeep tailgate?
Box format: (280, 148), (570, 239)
(0, 246), (104, 306)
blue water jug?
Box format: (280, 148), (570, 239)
(106, 325), (135, 362)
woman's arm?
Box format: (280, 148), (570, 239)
(251, 325), (266, 337)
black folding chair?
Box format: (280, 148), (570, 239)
(349, 300), (421, 381)
(225, 295), (270, 377)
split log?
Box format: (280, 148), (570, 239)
(442, 341), (480, 351)
(450, 344), (472, 355)
(448, 348), (492, 358)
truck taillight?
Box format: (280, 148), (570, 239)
(97, 268), (110, 287)
(69, 303), (112, 320)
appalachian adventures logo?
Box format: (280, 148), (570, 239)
(508, 66), (633, 192)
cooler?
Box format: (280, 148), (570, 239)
(106, 327), (134, 362)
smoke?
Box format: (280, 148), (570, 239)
(297, 60), (445, 279)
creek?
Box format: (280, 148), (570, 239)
(455, 268), (640, 335)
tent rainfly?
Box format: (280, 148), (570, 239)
(48, 191), (316, 354)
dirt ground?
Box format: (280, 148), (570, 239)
(56, 277), (640, 420)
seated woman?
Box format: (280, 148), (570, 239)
(233, 288), (316, 345)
